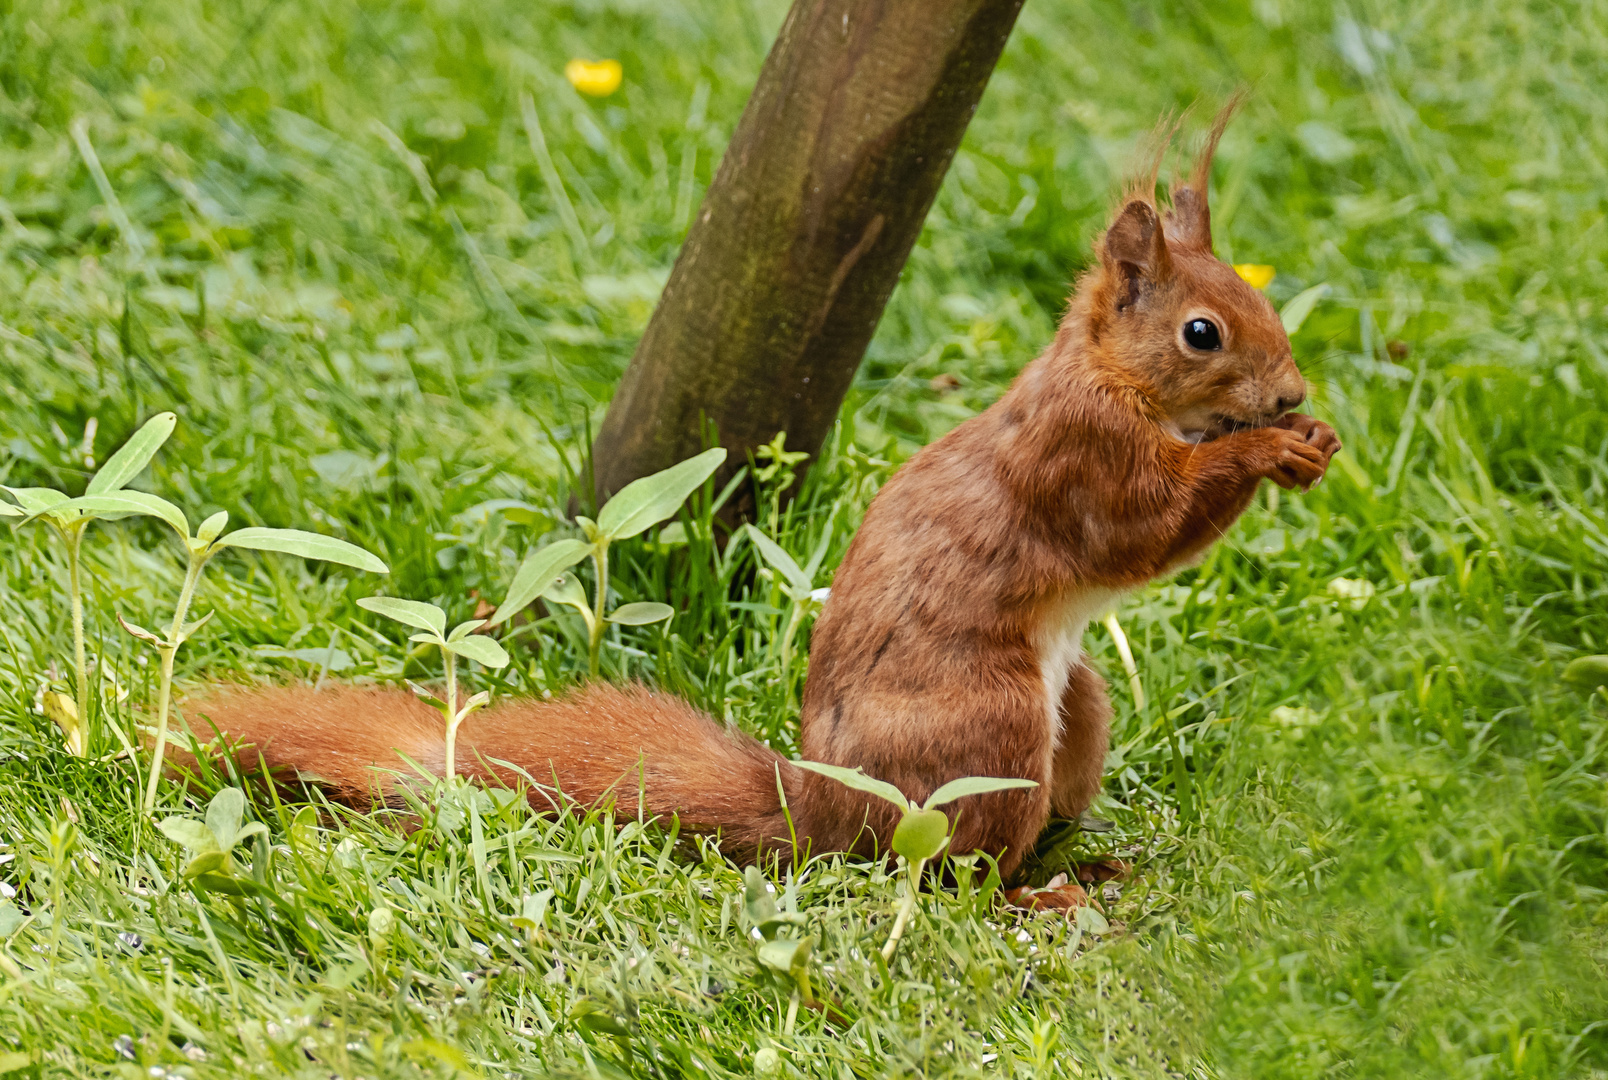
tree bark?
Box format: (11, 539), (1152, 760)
(590, 0), (1026, 514)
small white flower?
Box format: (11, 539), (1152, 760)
(1271, 705), (1323, 733)
(1327, 577), (1375, 609)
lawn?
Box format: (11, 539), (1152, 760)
(0, 0), (1605, 1076)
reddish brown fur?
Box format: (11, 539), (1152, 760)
(190, 682), (804, 858)
(190, 107), (1339, 881)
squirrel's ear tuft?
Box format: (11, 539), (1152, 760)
(1165, 92), (1244, 251)
(1166, 186), (1211, 250)
(1101, 199), (1171, 310)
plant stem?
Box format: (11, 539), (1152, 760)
(442, 648), (459, 779)
(880, 859), (924, 962)
(142, 551), (206, 815)
(65, 524), (90, 753)
(1102, 611), (1145, 710)
(143, 646), (177, 814)
(588, 542), (609, 677)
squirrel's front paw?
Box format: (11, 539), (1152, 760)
(1264, 414), (1340, 491)
(1273, 412), (1342, 459)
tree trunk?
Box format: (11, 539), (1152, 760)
(590, 0), (1026, 514)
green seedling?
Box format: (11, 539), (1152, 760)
(793, 761), (1038, 961)
(1562, 655), (1608, 692)
(52, 493), (389, 814)
(743, 865), (815, 1032)
(356, 597), (510, 779)
(157, 786), (267, 895)
(751, 431), (808, 531)
(1, 411), (176, 755)
(489, 447), (725, 676)
(741, 523), (831, 703)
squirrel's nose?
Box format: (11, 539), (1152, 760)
(1274, 370), (1306, 412)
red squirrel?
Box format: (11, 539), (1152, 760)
(194, 110), (1339, 882)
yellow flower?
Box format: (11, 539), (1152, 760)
(1234, 263), (1276, 289)
(565, 59), (623, 98)
(42, 690), (85, 757)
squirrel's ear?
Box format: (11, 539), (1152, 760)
(1166, 186), (1211, 250)
(1101, 199), (1171, 310)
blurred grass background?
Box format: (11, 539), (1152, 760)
(0, 0), (1605, 1076)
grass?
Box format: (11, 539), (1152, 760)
(0, 0), (1605, 1075)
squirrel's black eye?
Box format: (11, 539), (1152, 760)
(1183, 318), (1222, 351)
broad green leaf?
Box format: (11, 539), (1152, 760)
(792, 760), (910, 810)
(53, 491), (189, 539)
(234, 821), (268, 847)
(743, 865), (778, 927)
(0, 901), (24, 938)
(892, 807), (950, 863)
(447, 619), (485, 642)
(651, 521), (689, 547)
(757, 935), (813, 998)
(756, 936), (808, 975)
(289, 805), (320, 852)
(923, 775), (1039, 811)
(3, 486), (70, 517)
(368, 906), (396, 944)
(443, 634), (510, 669)
(1075, 904), (1111, 935)
(182, 851), (228, 878)
(1562, 655), (1608, 690)
(1078, 811), (1116, 833)
(0, 1050), (33, 1073)
(206, 787), (246, 852)
(605, 601), (673, 626)
(490, 538), (591, 626)
(358, 596), (446, 636)
(742, 524), (813, 593)
(196, 510), (228, 545)
(87, 411), (177, 494)
(158, 816), (219, 854)
(512, 889), (553, 932)
(595, 447), (726, 540)
(1279, 282), (1330, 336)
(221, 527), (388, 573)
(192, 871), (256, 896)
(741, 865), (804, 938)
(541, 574), (592, 618)
(0, 502), (21, 518)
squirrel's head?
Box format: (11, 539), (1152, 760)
(1081, 103), (1306, 443)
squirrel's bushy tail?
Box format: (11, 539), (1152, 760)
(186, 683), (803, 857)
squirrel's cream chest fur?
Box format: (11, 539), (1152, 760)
(1033, 587), (1123, 750)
